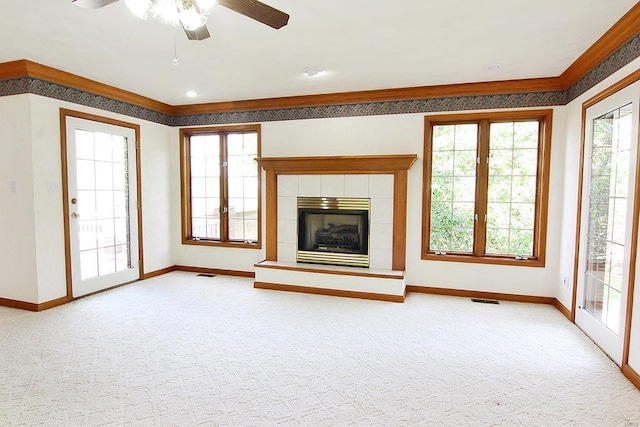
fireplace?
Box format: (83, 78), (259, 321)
(297, 197), (370, 267)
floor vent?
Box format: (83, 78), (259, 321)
(471, 298), (500, 304)
(197, 273), (217, 278)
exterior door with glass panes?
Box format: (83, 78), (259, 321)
(575, 82), (640, 365)
(65, 116), (139, 298)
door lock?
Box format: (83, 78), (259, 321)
(71, 212), (80, 219)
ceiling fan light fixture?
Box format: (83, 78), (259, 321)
(194, 0), (216, 14)
(150, 0), (181, 25)
(125, 0), (152, 19)
(180, 6), (208, 30)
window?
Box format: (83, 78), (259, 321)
(180, 125), (260, 248)
(422, 110), (552, 266)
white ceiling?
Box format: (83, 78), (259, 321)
(0, 0), (637, 105)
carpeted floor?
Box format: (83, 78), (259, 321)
(1, 271), (639, 426)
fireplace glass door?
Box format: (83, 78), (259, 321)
(297, 198), (370, 267)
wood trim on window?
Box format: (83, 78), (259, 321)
(421, 109), (553, 267)
(180, 124), (262, 249)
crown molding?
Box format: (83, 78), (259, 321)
(0, 59), (174, 115)
(0, 2), (639, 121)
(172, 77), (564, 115)
(560, 2), (640, 88)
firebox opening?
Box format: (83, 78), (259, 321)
(296, 197), (370, 268)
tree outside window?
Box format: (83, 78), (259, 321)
(422, 110), (552, 267)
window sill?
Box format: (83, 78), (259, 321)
(422, 253), (544, 268)
(182, 239), (261, 250)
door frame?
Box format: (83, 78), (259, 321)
(572, 69), (640, 369)
(60, 108), (144, 299)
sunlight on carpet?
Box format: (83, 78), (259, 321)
(1, 272), (639, 426)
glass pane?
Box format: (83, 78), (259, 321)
(192, 198), (207, 217)
(191, 157), (206, 177)
(205, 178), (220, 198)
(80, 250), (98, 280)
(192, 197), (220, 240)
(115, 245), (129, 272)
(428, 123), (478, 253)
(112, 137), (126, 163)
(94, 162), (113, 190)
(486, 228), (509, 255)
(228, 197), (258, 242)
(227, 155), (244, 177)
(97, 219), (115, 248)
(77, 190), (96, 220)
(228, 177), (244, 198)
(583, 104), (633, 334)
(190, 135), (207, 157)
(72, 128), (134, 280)
(244, 177), (258, 199)
(486, 121), (539, 256)
(188, 131), (258, 242)
(75, 130), (95, 159)
(205, 135), (220, 156)
(227, 133), (245, 155)
(114, 191), (127, 218)
(76, 160), (95, 190)
(78, 220), (97, 251)
(191, 178), (206, 198)
(98, 246), (116, 276)
(95, 191), (114, 219)
(205, 156), (220, 177)
(94, 132), (113, 161)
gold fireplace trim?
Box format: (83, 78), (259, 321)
(297, 197), (371, 211)
(297, 251), (370, 268)
(297, 197), (370, 268)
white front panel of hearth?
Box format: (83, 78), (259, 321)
(277, 174), (394, 269)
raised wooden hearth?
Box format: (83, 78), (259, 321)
(254, 261), (406, 302)
(255, 154), (417, 301)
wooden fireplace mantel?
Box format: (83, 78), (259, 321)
(256, 154), (417, 174)
(257, 154), (418, 271)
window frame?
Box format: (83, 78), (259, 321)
(180, 124), (261, 249)
(421, 110), (552, 267)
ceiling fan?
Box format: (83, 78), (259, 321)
(72, 0), (289, 41)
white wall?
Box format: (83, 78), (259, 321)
(0, 94), (174, 304)
(0, 95), (38, 303)
(253, 111), (564, 297)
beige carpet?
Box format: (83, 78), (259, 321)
(1, 272), (639, 426)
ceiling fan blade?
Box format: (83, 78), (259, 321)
(71, 0), (119, 9)
(218, 0), (289, 29)
(183, 24), (211, 41)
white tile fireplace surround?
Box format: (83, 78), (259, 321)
(277, 174), (393, 270)
(254, 155), (417, 302)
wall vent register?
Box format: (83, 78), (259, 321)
(297, 197), (370, 268)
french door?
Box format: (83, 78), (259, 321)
(576, 83), (640, 365)
(65, 116), (140, 298)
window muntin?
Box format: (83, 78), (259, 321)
(423, 111), (551, 266)
(181, 125), (260, 247)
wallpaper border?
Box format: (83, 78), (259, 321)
(0, 32), (639, 126)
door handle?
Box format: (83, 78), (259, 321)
(71, 212), (80, 219)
